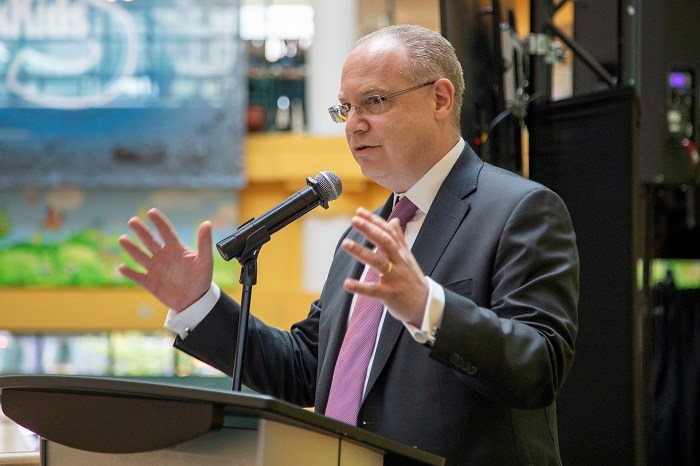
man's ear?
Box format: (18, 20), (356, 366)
(433, 78), (455, 121)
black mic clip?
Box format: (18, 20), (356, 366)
(235, 222), (271, 268)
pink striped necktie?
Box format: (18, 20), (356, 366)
(325, 196), (419, 425)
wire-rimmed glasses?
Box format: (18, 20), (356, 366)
(328, 80), (436, 123)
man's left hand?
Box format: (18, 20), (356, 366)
(341, 207), (429, 327)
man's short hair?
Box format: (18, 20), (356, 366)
(357, 24), (465, 130)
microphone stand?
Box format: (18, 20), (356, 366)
(231, 226), (270, 392)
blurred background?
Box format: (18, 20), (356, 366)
(0, 0), (698, 464)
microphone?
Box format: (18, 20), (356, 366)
(217, 171), (342, 261)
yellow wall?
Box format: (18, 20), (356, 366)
(1, 134), (389, 332)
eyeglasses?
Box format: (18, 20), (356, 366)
(328, 80), (436, 123)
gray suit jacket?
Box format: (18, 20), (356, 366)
(176, 145), (580, 465)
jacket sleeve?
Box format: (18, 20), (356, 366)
(430, 187), (579, 409)
(174, 293), (321, 407)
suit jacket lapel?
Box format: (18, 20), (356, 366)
(411, 148), (481, 275)
(364, 146), (482, 398)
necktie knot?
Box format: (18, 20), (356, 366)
(388, 196), (419, 231)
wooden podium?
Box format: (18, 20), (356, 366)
(0, 376), (443, 466)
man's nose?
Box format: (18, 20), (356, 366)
(345, 106), (368, 130)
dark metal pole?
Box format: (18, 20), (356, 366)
(529, 0), (553, 99)
(232, 252), (259, 392)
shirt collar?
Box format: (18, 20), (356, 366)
(394, 138), (465, 214)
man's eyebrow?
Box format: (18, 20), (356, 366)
(338, 87), (384, 102)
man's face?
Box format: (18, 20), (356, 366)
(338, 39), (437, 192)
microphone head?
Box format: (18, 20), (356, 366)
(315, 171), (342, 201)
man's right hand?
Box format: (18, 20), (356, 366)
(118, 208), (213, 312)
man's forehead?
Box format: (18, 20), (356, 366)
(349, 37), (406, 65)
(338, 71), (391, 99)
(339, 40), (406, 94)
(360, 36), (404, 56)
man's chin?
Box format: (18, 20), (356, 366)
(360, 168), (394, 190)
(357, 163), (379, 180)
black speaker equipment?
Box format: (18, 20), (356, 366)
(528, 86), (643, 465)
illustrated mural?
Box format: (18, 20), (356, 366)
(0, 187), (239, 287)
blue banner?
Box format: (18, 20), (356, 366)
(0, 0), (245, 188)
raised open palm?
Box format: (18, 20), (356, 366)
(118, 208), (213, 311)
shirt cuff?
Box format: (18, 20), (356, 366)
(404, 277), (444, 345)
(163, 282), (221, 339)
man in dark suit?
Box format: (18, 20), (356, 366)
(119, 24), (579, 465)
